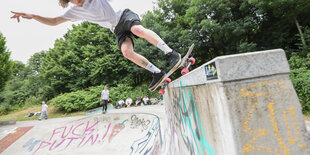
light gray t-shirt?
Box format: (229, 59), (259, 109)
(101, 90), (109, 100)
(61, 0), (124, 32)
(41, 104), (48, 112)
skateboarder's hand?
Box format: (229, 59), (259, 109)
(10, 11), (35, 22)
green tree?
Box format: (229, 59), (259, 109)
(248, 0), (310, 48)
(0, 33), (14, 91)
(40, 22), (133, 95)
(143, 0), (262, 66)
(28, 51), (46, 74)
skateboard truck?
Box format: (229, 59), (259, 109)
(181, 57), (196, 75)
(159, 57), (196, 96)
(158, 78), (171, 96)
(150, 44), (195, 94)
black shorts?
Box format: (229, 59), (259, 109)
(114, 9), (142, 48)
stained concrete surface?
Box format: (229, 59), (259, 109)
(0, 104), (165, 155)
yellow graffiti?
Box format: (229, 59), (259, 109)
(240, 80), (287, 98)
(268, 100), (291, 155)
(242, 101), (270, 153)
(282, 110), (295, 145)
(288, 107), (307, 149)
(241, 80), (307, 154)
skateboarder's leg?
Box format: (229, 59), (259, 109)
(131, 25), (172, 54)
(131, 25), (181, 70)
(120, 37), (165, 90)
(121, 37), (156, 69)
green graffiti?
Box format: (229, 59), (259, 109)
(178, 81), (216, 155)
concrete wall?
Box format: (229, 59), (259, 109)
(163, 49), (310, 155)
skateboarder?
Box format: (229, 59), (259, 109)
(10, 0), (181, 90)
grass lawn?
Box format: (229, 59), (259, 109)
(0, 104), (85, 121)
(304, 114), (310, 121)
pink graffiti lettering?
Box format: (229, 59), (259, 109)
(49, 139), (66, 151)
(83, 121), (99, 136)
(78, 137), (86, 148)
(33, 141), (51, 155)
(28, 120), (120, 154)
(65, 137), (79, 148)
(83, 134), (99, 146)
(61, 125), (73, 138)
(101, 123), (111, 141)
(49, 127), (65, 141)
(72, 123), (84, 137)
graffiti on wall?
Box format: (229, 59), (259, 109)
(0, 126), (33, 153)
(130, 118), (160, 155)
(164, 81), (215, 155)
(240, 80), (307, 154)
(108, 119), (128, 143)
(21, 114), (161, 154)
(24, 120), (111, 154)
(130, 114), (151, 132)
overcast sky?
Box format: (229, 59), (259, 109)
(0, 0), (156, 64)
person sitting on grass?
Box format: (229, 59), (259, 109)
(116, 99), (124, 109)
(125, 97), (132, 107)
(143, 96), (149, 105)
(135, 96), (142, 106)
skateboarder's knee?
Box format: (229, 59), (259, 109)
(122, 48), (135, 59)
(131, 25), (145, 37)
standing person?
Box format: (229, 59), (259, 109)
(38, 101), (48, 120)
(125, 97), (132, 108)
(10, 0), (181, 91)
(100, 85), (109, 114)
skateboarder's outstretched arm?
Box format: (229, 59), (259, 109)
(10, 11), (70, 26)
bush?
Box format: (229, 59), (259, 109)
(0, 103), (11, 115)
(290, 68), (310, 114)
(289, 52), (310, 114)
(49, 84), (160, 113)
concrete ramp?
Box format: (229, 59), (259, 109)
(0, 113), (162, 155)
(163, 49), (310, 155)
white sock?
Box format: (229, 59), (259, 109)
(146, 62), (161, 73)
(157, 41), (173, 55)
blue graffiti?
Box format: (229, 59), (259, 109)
(22, 138), (41, 152)
(177, 81), (216, 155)
(130, 118), (160, 155)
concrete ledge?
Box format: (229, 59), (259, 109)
(169, 49), (290, 88)
(0, 120), (16, 126)
(163, 49), (310, 155)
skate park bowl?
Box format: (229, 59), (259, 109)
(1, 49), (310, 155)
(0, 113), (162, 155)
(163, 49), (310, 155)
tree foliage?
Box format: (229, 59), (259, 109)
(1, 0), (310, 114)
(0, 33), (14, 91)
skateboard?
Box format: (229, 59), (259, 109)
(151, 44), (195, 95)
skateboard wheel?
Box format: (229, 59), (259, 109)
(188, 57), (195, 65)
(159, 89), (165, 96)
(165, 78), (171, 83)
(181, 68), (189, 75)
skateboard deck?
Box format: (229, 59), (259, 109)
(150, 44), (195, 93)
